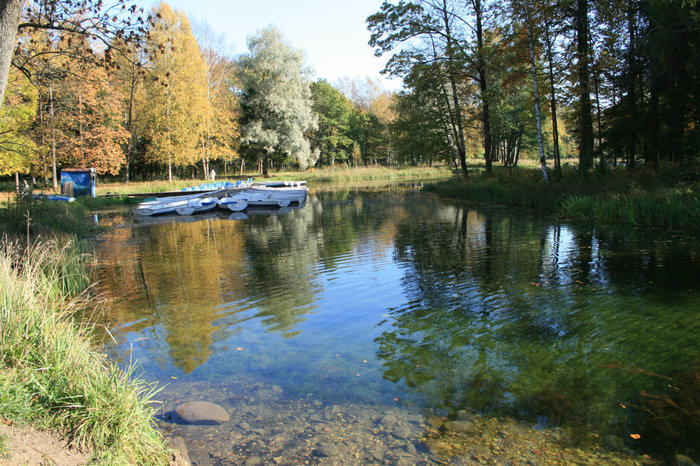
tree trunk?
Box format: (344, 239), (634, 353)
(39, 93), (48, 186)
(594, 67), (604, 171)
(437, 3), (469, 178)
(647, 77), (660, 168)
(544, 24), (561, 174)
(526, 6), (549, 183)
(125, 63), (137, 184)
(625, 0), (638, 169)
(449, 76), (469, 178)
(474, 0), (493, 174)
(50, 83), (58, 190)
(202, 138), (208, 179)
(576, 0), (594, 172)
(0, 0), (22, 109)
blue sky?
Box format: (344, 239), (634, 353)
(143, 0), (399, 90)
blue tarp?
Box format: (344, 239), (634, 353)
(60, 169), (95, 196)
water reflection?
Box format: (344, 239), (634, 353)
(93, 189), (700, 457)
(383, 202), (700, 453)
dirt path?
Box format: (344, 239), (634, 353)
(0, 422), (89, 466)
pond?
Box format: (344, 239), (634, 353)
(92, 185), (700, 464)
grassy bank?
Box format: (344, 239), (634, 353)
(271, 164), (453, 183)
(84, 165), (453, 197)
(0, 200), (170, 464)
(424, 165), (700, 232)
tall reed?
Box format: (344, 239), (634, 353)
(0, 239), (169, 464)
(425, 167), (700, 232)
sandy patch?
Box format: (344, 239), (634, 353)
(0, 421), (89, 466)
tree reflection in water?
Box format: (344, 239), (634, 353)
(382, 201), (700, 452)
(93, 190), (700, 457)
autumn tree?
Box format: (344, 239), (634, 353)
(237, 25), (317, 174)
(1, 0), (149, 109)
(55, 62), (129, 175)
(193, 21), (239, 177)
(110, 38), (148, 182)
(0, 67), (37, 179)
(140, 2), (208, 180)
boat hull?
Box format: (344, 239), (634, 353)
(246, 186), (307, 204)
(175, 197), (218, 216)
(218, 197), (248, 212)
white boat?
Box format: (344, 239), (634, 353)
(241, 193), (291, 208)
(175, 196), (218, 216)
(247, 182), (307, 204)
(134, 197), (191, 216)
(221, 187), (291, 208)
(134, 193), (219, 217)
(218, 196), (248, 212)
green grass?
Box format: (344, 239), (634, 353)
(276, 164), (454, 183)
(0, 239), (171, 464)
(0, 196), (96, 239)
(424, 165), (700, 232)
(86, 165), (454, 197)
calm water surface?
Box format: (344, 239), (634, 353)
(93, 186), (700, 463)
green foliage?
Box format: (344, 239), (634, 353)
(390, 62), (463, 166)
(310, 80), (354, 166)
(349, 110), (388, 165)
(0, 239), (169, 464)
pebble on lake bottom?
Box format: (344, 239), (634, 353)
(160, 380), (660, 465)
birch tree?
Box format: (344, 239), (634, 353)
(141, 2), (208, 180)
(193, 21), (238, 178)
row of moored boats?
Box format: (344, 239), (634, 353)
(134, 181), (307, 217)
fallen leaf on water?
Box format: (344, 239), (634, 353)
(236, 347), (243, 351)
(171, 376), (177, 379)
(630, 433), (641, 439)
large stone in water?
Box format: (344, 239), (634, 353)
(444, 420), (475, 433)
(174, 401), (230, 425)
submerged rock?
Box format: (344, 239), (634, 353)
(312, 442), (339, 457)
(379, 414), (399, 427)
(392, 425), (413, 439)
(444, 420), (476, 434)
(173, 401), (230, 425)
(168, 436), (191, 465)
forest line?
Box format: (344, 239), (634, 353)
(0, 0), (698, 189)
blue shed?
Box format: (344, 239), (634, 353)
(60, 168), (96, 197)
